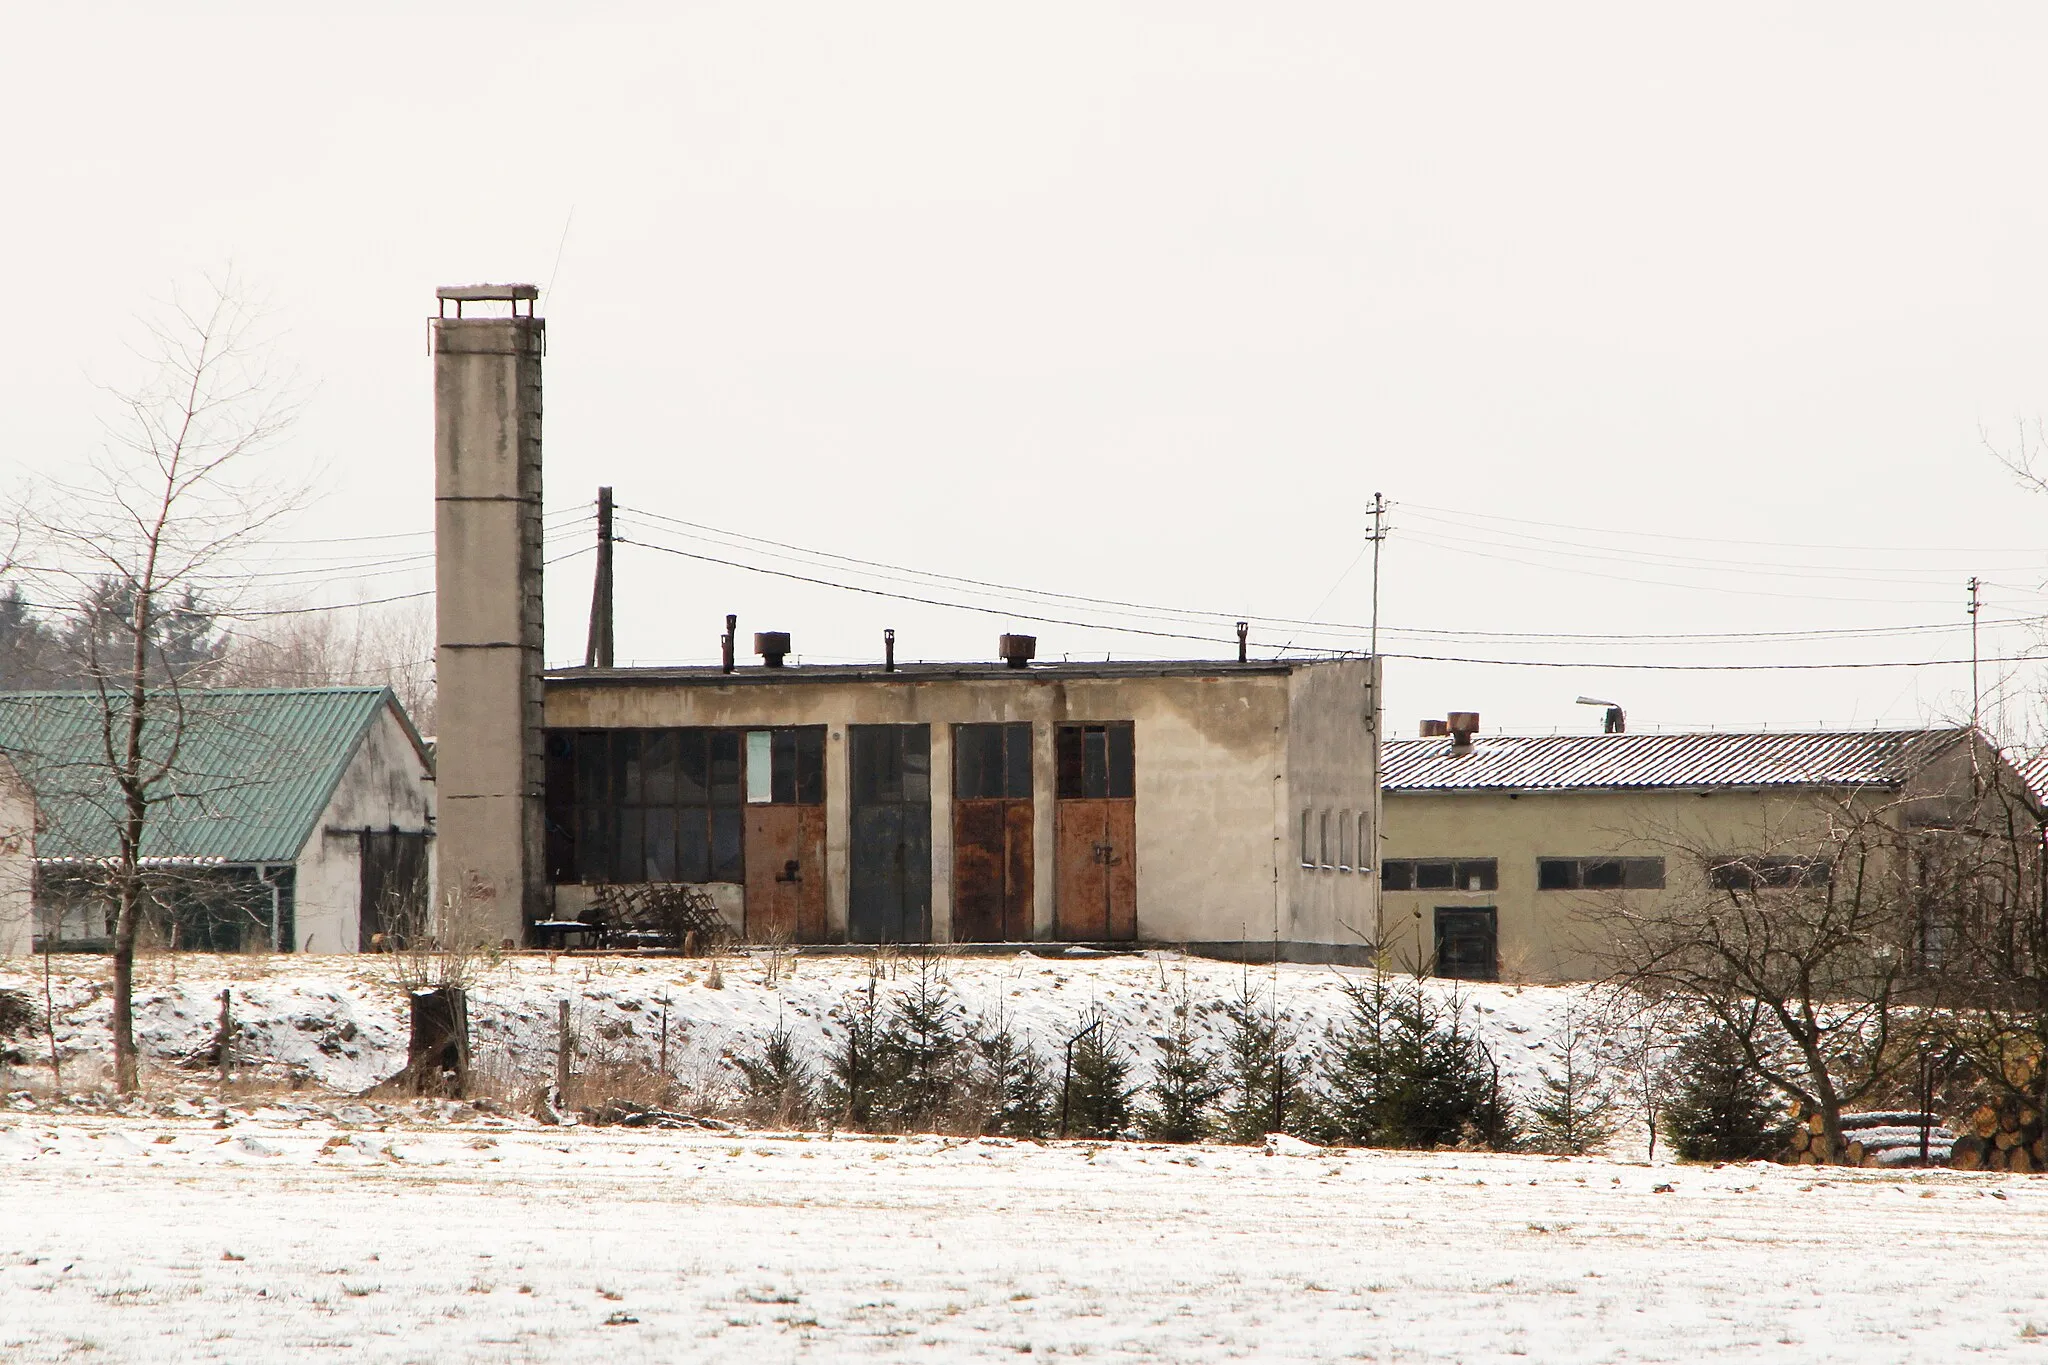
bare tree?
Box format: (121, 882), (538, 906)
(1590, 798), (1915, 1158)
(23, 275), (298, 1092)
(218, 599), (435, 732)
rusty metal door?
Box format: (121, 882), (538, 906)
(1052, 721), (1136, 942)
(952, 721), (1033, 942)
(849, 724), (932, 943)
(1054, 801), (1136, 941)
(743, 805), (826, 942)
(953, 799), (1033, 941)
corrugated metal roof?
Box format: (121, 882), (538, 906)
(0, 687), (401, 864)
(1381, 728), (1968, 793)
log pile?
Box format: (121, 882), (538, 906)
(1948, 1098), (2045, 1173)
(1784, 1109), (1956, 1168)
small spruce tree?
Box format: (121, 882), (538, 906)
(733, 1020), (819, 1127)
(824, 970), (886, 1129)
(1526, 999), (1617, 1155)
(1217, 974), (1316, 1144)
(1060, 1011), (1134, 1138)
(1139, 982), (1225, 1143)
(875, 952), (966, 1130)
(970, 1009), (1056, 1138)
(1663, 1019), (1779, 1161)
(1322, 970), (1398, 1145)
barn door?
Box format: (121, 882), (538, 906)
(741, 727), (827, 942)
(360, 829), (429, 951)
(952, 722), (1033, 942)
(1053, 723), (1136, 941)
(848, 724), (932, 943)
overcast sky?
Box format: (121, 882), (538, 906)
(6, 3), (2048, 741)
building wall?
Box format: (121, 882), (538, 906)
(292, 703), (437, 954)
(1278, 657), (1380, 958)
(0, 758), (33, 955)
(543, 668), (1347, 946)
(1381, 785), (1862, 981)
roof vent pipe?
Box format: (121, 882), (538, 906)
(721, 615), (736, 673)
(884, 628), (896, 673)
(1236, 621), (1249, 663)
(999, 634), (1036, 669)
(1420, 719), (1449, 738)
(1447, 711), (1480, 753)
(754, 631), (791, 668)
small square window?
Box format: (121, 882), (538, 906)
(1538, 859), (1580, 891)
(1415, 861), (1455, 890)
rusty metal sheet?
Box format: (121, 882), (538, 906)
(743, 805), (827, 943)
(1055, 799), (1136, 942)
(953, 797), (1033, 942)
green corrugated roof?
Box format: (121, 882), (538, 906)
(0, 687), (407, 864)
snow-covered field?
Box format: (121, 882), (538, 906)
(6, 1115), (2048, 1362)
(0, 950), (1604, 1107)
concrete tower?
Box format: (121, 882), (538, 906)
(432, 285), (545, 945)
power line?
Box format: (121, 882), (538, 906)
(619, 503), (2025, 647)
(618, 532), (2046, 673)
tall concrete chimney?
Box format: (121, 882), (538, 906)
(432, 284), (544, 945)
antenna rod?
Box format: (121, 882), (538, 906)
(583, 486), (614, 668)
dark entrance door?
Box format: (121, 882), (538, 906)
(1053, 722), (1136, 942)
(849, 724), (932, 943)
(360, 829), (430, 950)
(1433, 907), (1498, 981)
(952, 722), (1034, 942)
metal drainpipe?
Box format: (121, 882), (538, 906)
(256, 864), (283, 952)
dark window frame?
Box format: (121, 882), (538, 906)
(1381, 858), (1498, 892)
(1055, 722), (1135, 800)
(544, 726), (824, 885)
(954, 722), (1033, 801)
(1538, 856), (1665, 892)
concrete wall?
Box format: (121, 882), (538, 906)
(0, 757), (33, 955)
(543, 665), (1372, 947)
(432, 306), (545, 944)
(291, 701), (437, 954)
(1381, 785), (1864, 981)
(1278, 657), (1380, 958)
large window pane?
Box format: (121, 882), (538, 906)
(644, 808), (677, 882)
(711, 807), (744, 881)
(678, 811), (711, 883)
(676, 729), (709, 804)
(641, 731), (677, 805)
(1003, 723), (1032, 799)
(710, 731), (742, 805)
(795, 727), (826, 805)
(1106, 723), (1134, 799)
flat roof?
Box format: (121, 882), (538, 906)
(546, 658), (1330, 687)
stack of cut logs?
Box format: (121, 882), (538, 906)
(1785, 1109), (1956, 1168)
(1948, 1098), (2044, 1173)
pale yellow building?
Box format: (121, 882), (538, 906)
(1378, 723), (2002, 983)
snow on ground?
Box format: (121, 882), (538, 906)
(6, 1115), (2048, 1363)
(0, 950), (1610, 1111)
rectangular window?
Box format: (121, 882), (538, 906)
(955, 723), (1033, 800)
(1301, 809), (1315, 868)
(1357, 813), (1371, 874)
(1056, 722), (1135, 799)
(1709, 855), (1831, 891)
(746, 731), (774, 804)
(1338, 811), (1352, 872)
(544, 726), (823, 885)
(1540, 856), (1665, 891)
(1382, 858), (1497, 891)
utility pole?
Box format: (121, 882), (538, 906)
(1366, 492), (1388, 953)
(1968, 576), (1982, 790)
(1367, 492), (1388, 659)
(584, 486), (614, 668)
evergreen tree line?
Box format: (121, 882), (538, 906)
(732, 959), (1786, 1157)
(0, 576), (226, 689)
(736, 962), (1529, 1148)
